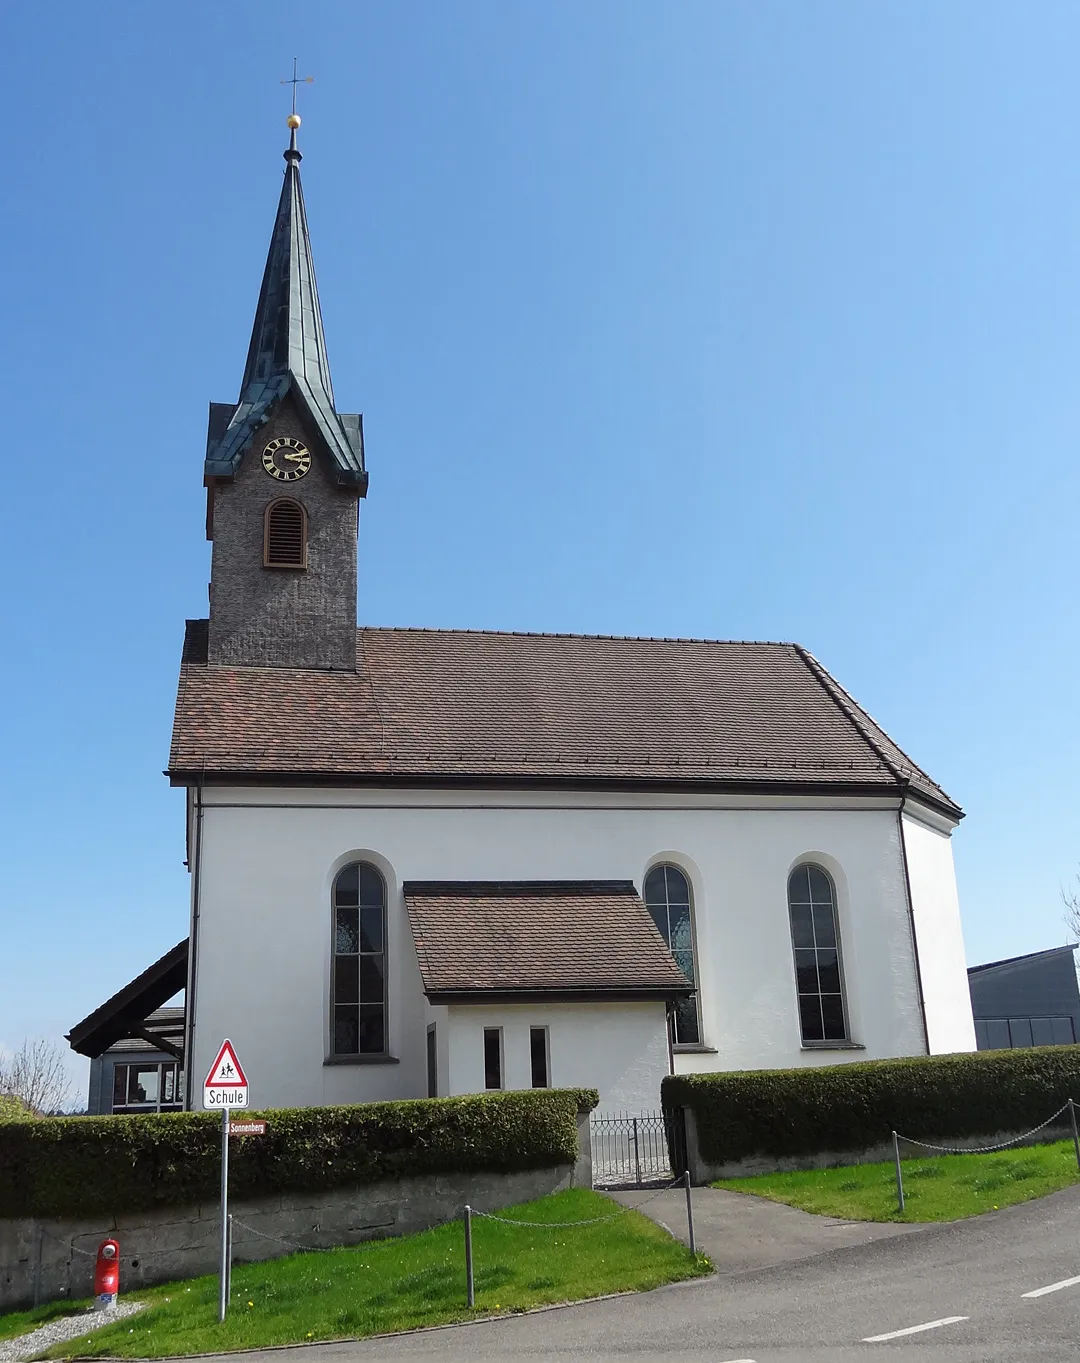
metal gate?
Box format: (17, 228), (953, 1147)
(590, 1109), (687, 1188)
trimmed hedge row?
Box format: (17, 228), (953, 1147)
(662, 1048), (1080, 1165)
(0, 1087), (598, 1220)
(0, 1095), (34, 1123)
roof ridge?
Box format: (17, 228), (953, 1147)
(359, 625), (796, 647)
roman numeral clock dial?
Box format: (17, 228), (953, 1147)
(262, 437), (312, 481)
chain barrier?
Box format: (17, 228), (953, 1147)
(472, 1176), (682, 1228)
(895, 1101), (1073, 1156)
(890, 1097), (1080, 1214)
(40, 1224), (218, 1262)
(35, 1172), (701, 1320)
(229, 1216), (312, 1254)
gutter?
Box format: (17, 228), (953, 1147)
(183, 775), (205, 1110)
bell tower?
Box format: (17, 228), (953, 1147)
(203, 115), (367, 671)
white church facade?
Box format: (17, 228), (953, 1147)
(165, 121), (976, 1115)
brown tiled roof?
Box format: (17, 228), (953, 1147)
(169, 623), (960, 817)
(403, 880), (693, 1000)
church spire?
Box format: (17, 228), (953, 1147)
(204, 115), (367, 491)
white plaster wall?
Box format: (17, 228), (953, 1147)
(189, 788), (933, 1111)
(901, 805), (977, 1054)
(444, 1002), (670, 1113)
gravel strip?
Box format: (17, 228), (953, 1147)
(0, 1301), (146, 1363)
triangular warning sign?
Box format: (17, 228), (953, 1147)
(205, 1039), (248, 1089)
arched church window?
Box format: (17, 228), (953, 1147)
(788, 864), (848, 1044)
(644, 864), (700, 1045)
(331, 863), (387, 1056)
(264, 499), (307, 568)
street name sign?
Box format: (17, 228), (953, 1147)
(229, 1120), (267, 1136)
(203, 1039), (249, 1109)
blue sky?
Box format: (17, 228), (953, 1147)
(3, 2), (1079, 1100)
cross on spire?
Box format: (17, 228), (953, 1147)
(281, 58), (314, 118)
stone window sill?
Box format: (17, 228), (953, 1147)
(323, 1054), (401, 1066)
(674, 1045), (719, 1054)
(801, 1040), (865, 1051)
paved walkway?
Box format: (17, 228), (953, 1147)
(609, 1184), (918, 1275)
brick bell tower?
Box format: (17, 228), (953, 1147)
(203, 114), (367, 671)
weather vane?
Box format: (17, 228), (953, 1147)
(281, 57), (313, 130)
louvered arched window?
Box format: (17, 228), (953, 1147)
(264, 499), (307, 568)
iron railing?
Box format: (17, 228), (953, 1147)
(590, 1108), (686, 1188)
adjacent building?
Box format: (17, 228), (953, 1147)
(968, 946), (1080, 1050)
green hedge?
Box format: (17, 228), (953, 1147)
(0, 1095), (34, 1123)
(662, 1049), (1080, 1165)
(0, 1088), (597, 1220)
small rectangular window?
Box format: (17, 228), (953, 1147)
(426, 1025), (437, 1098)
(530, 1027), (549, 1088)
(483, 1027), (503, 1090)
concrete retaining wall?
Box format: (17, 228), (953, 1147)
(0, 1116), (591, 1311)
(683, 1107), (1076, 1180)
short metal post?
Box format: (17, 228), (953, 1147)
(683, 1170), (696, 1256)
(892, 1131), (905, 1213)
(226, 1214), (234, 1302)
(463, 1205), (474, 1308)
(1069, 1100), (1080, 1172)
(218, 1106), (230, 1323)
(633, 1118), (642, 1187)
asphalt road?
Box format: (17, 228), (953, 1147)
(216, 1184), (1080, 1362)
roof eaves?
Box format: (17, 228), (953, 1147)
(426, 986), (692, 1004)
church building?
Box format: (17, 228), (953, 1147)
(168, 119), (977, 1114)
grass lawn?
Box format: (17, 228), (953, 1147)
(23, 1188), (709, 1358)
(714, 1138), (1080, 1222)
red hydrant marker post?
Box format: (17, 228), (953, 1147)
(94, 1240), (120, 1311)
(203, 1039), (250, 1323)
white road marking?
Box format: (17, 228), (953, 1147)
(1022, 1274), (1080, 1299)
(862, 1316), (968, 1342)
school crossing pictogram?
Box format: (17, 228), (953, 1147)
(203, 1039), (249, 1108)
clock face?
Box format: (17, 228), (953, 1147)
(262, 437), (312, 481)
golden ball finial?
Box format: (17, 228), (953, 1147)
(287, 113), (301, 130)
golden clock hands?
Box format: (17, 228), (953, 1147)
(283, 450), (308, 462)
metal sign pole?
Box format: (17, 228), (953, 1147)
(218, 1105), (230, 1323)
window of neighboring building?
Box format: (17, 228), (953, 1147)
(530, 1026), (550, 1088)
(111, 1062), (183, 1114)
(332, 862), (387, 1056)
(643, 864), (700, 1045)
(788, 864), (848, 1044)
(484, 1027), (503, 1090)
(264, 499), (307, 568)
